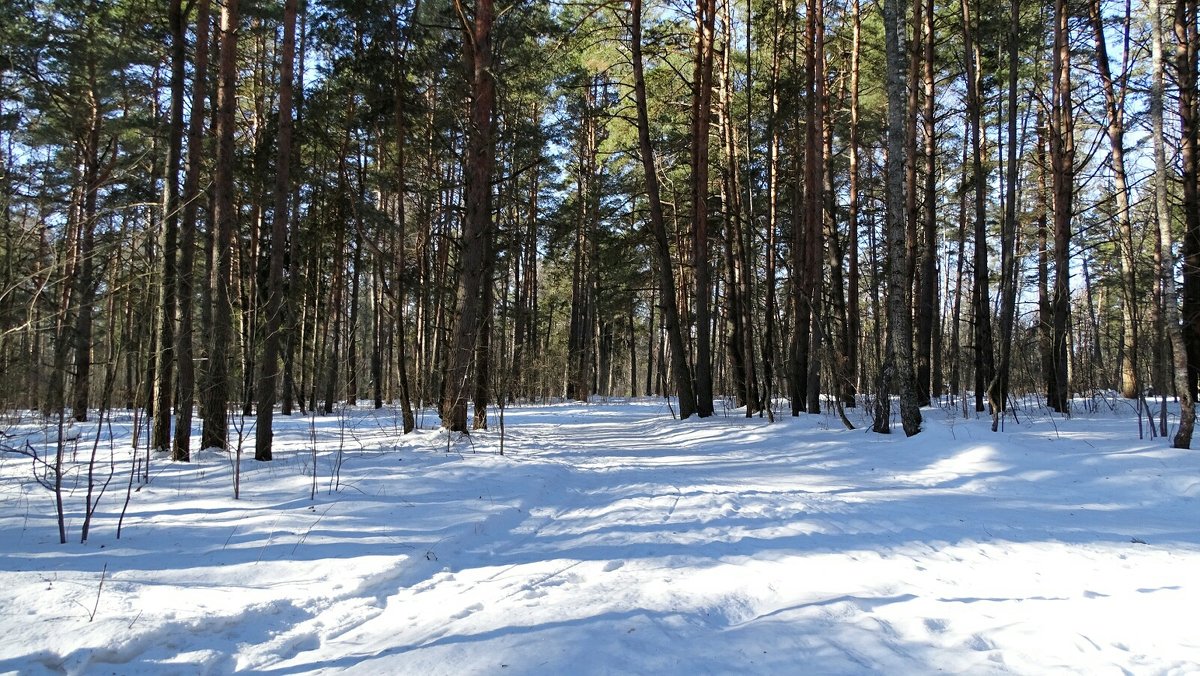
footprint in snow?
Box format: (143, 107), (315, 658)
(968, 634), (996, 652)
(523, 588), (548, 601)
(450, 603), (484, 620)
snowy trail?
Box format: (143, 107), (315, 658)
(1, 400), (1199, 674)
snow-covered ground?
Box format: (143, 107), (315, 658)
(1, 398), (1198, 674)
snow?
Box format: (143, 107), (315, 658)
(1, 398), (1198, 674)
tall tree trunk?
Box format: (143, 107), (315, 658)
(880, 0), (922, 435)
(1090, 0), (1138, 400)
(70, 89), (101, 423)
(716, 9), (758, 414)
(441, 0), (496, 432)
(1176, 0), (1200, 444)
(915, 0), (937, 408)
(200, 0), (240, 449)
(1150, 0), (1190, 444)
(803, 0), (826, 416)
(386, 2), (417, 431)
(950, 135), (969, 400)
(630, 0), (697, 420)
(989, 0), (1022, 430)
(1036, 113), (1055, 413)
(323, 220), (345, 415)
(253, 0), (296, 462)
(510, 144), (539, 405)
(846, 0), (861, 407)
(46, 186), (80, 418)
(1149, 0), (1171, 436)
(692, 0), (717, 417)
(346, 238), (362, 406)
(472, 276), (494, 429)
(905, 0), (923, 326)
(962, 0), (994, 414)
(823, 91), (852, 413)
(1048, 0), (1075, 413)
(281, 5), (308, 417)
(735, 0), (761, 416)
(173, 0), (211, 461)
(153, 0), (186, 452)
(567, 84), (598, 402)
(761, 2), (784, 420)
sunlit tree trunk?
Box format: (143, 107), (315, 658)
(880, 0), (921, 435)
(200, 0), (240, 449)
(802, 0), (825, 416)
(630, 0), (697, 420)
(173, 0), (210, 461)
(1089, 0), (1138, 401)
(692, 0), (717, 417)
(962, 0), (994, 414)
(846, 0), (861, 407)
(442, 0), (496, 431)
(989, 0), (1021, 430)
(1048, 0), (1075, 414)
(254, 0), (297, 461)
(915, 0), (937, 408)
(152, 0), (186, 452)
(1175, 0), (1200, 445)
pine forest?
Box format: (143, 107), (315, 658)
(4, 0), (1200, 458)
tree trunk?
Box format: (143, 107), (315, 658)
(846, 0), (861, 408)
(881, 0), (922, 435)
(200, 0), (240, 449)
(950, 135), (969, 400)
(70, 98), (101, 424)
(253, 0), (296, 462)
(347, 238), (362, 406)
(915, 0), (937, 408)
(802, 0), (826, 416)
(323, 220), (345, 415)
(988, 0), (1022, 430)
(1048, 0), (1075, 414)
(1150, 0), (1188, 443)
(691, 0), (717, 418)
(962, 0), (994, 414)
(441, 0), (496, 432)
(1175, 0), (1200, 445)
(173, 0), (211, 461)
(1089, 0), (1138, 401)
(153, 0), (186, 452)
(630, 0), (697, 420)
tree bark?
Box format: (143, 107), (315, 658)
(630, 0), (697, 420)
(915, 0), (937, 408)
(200, 0), (240, 450)
(962, 0), (994, 414)
(441, 0), (496, 432)
(846, 0), (861, 408)
(881, 0), (922, 435)
(1175, 0), (1200, 445)
(989, 0), (1022, 430)
(802, 0), (826, 416)
(1089, 0), (1138, 401)
(254, 0), (297, 461)
(1048, 0), (1075, 414)
(152, 0), (186, 452)
(173, 0), (211, 461)
(691, 0), (717, 417)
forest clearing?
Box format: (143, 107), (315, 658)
(6, 0), (1200, 670)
